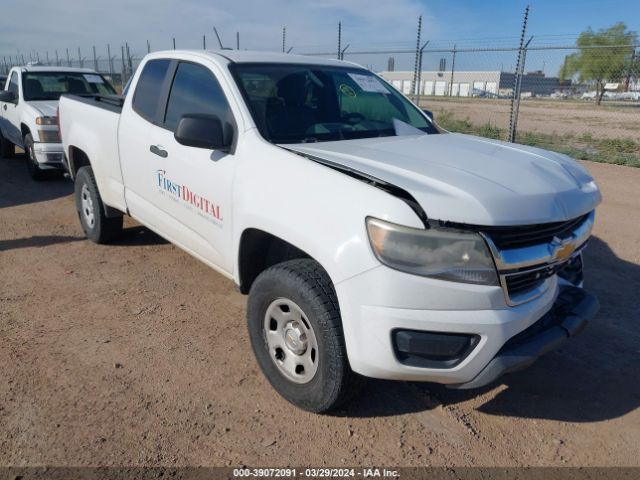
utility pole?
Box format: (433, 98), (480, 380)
(282, 26), (286, 53)
(508, 5), (530, 143)
(236, 32), (240, 50)
(93, 45), (98, 71)
(337, 21), (342, 60)
(449, 44), (457, 96)
(107, 44), (114, 76)
(55, 50), (59, 66)
(121, 45), (126, 85)
(66, 48), (71, 67)
(416, 40), (429, 107)
(173, 37), (176, 49)
(203, 35), (206, 49)
(126, 43), (132, 78)
(147, 40), (151, 53)
(625, 48), (636, 92)
(411, 15), (422, 98)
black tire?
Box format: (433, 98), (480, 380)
(247, 258), (359, 413)
(24, 133), (46, 180)
(74, 166), (123, 244)
(0, 129), (14, 158)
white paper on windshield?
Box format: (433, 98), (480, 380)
(347, 73), (388, 93)
(84, 74), (104, 84)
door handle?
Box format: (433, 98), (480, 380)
(149, 145), (168, 158)
(2, 104), (6, 111)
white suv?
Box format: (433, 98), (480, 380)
(0, 66), (115, 179)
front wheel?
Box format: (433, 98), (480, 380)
(247, 259), (359, 413)
(74, 166), (123, 244)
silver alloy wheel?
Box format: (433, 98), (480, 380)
(80, 183), (96, 229)
(264, 298), (319, 384)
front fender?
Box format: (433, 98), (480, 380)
(231, 138), (424, 287)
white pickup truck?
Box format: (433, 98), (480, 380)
(58, 50), (601, 412)
(0, 65), (115, 179)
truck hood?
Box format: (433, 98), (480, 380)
(284, 133), (601, 226)
(27, 100), (59, 118)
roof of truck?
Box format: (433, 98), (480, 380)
(19, 66), (97, 73)
(213, 50), (347, 66)
(152, 50), (352, 67)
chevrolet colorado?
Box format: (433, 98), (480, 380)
(58, 50), (601, 412)
(0, 65), (115, 179)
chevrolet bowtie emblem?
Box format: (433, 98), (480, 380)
(549, 236), (577, 261)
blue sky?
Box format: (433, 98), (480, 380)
(0, 0), (637, 74)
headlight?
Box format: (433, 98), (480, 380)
(36, 116), (57, 125)
(366, 217), (498, 285)
(38, 129), (61, 143)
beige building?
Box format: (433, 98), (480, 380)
(379, 70), (567, 97)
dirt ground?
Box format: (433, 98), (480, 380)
(423, 97), (640, 139)
(1, 153), (639, 468)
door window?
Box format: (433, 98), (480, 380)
(163, 62), (233, 133)
(132, 59), (171, 122)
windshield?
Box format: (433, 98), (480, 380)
(230, 63), (438, 144)
(22, 72), (116, 101)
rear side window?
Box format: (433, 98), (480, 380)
(8, 72), (19, 97)
(163, 62), (233, 132)
(133, 59), (171, 122)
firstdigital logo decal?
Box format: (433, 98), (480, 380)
(156, 169), (223, 223)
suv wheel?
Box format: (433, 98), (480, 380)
(75, 166), (123, 243)
(247, 259), (359, 413)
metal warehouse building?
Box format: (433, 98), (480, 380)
(378, 70), (567, 97)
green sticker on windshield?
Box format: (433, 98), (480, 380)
(339, 84), (356, 97)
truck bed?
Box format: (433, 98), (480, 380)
(59, 92), (126, 212)
(61, 94), (124, 114)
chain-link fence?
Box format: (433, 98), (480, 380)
(2, 40), (638, 167)
(0, 45), (142, 92)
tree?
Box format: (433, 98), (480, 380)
(560, 23), (637, 105)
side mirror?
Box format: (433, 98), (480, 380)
(0, 90), (17, 103)
(174, 113), (233, 151)
(422, 109), (434, 121)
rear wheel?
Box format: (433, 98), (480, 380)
(24, 133), (46, 181)
(75, 166), (123, 243)
(247, 259), (359, 413)
(0, 129), (14, 158)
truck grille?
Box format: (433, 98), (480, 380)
(505, 258), (579, 297)
(480, 213), (590, 250)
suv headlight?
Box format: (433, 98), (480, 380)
(366, 217), (498, 285)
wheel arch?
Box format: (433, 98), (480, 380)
(68, 146), (122, 218)
(67, 145), (92, 179)
(237, 228), (320, 294)
(20, 123), (31, 141)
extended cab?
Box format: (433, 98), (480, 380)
(0, 66), (115, 179)
(58, 51), (601, 412)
